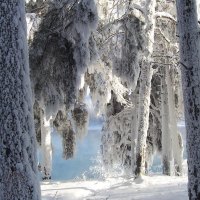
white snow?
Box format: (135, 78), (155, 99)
(41, 175), (188, 200)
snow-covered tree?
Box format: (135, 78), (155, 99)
(0, 0), (40, 199)
(176, 0), (200, 199)
(97, 0), (184, 179)
(101, 91), (132, 175)
(23, 0), (186, 184)
(153, 1), (183, 175)
(27, 0), (98, 179)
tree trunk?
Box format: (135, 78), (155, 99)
(131, 92), (139, 174)
(161, 67), (174, 176)
(135, 62), (153, 176)
(41, 110), (52, 180)
(135, 0), (156, 177)
(166, 66), (183, 176)
(176, 0), (200, 199)
(0, 1), (40, 199)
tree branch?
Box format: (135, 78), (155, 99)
(155, 12), (176, 22)
(129, 3), (144, 15)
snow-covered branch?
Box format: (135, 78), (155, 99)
(129, 3), (144, 15)
(155, 12), (176, 22)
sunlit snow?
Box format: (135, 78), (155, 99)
(41, 175), (188, 200)
(41, 122), (188, 199)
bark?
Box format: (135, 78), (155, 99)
(135, 0), (156, 177)
(176, 0), (200, 199)
(0, 1), (40, 199)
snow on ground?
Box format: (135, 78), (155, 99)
(41, 175), (188, 200)
(42, 122), (188, 199)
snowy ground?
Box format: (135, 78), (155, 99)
(42, 122), (188, 199)
(41, 175), (188, 200)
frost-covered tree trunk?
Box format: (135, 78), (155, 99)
(40, 110), (52, 180)
(176, 0), (200, 199)
(0, 1), (40, 199)
(166, 66), (183, 176)
(135, 0), (156, 176)
(131, 92), (139, 174)
(135, 63), (154, 176)
(161, 68), (174, 176)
